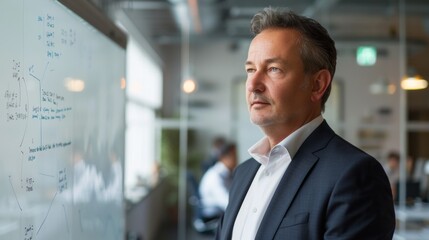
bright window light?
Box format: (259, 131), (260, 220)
(124, 37), (163, 201)
(127, 38), (163, 108)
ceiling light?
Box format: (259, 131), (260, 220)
(401, 75), (428, 90)
(120, 77), (126, 90)
(183, 79), (196, 94)
(65, 78), (85, 92)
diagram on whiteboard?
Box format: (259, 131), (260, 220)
(0, 1), (126, 240)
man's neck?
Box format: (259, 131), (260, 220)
(262, 114), (322, 148)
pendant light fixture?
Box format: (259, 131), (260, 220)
(401, 75), (428, 90)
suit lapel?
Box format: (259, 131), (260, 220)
(255, 121), (335, 239)
(221, 159), (260, 239)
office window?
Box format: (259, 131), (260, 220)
(127, 39), (162, 108)
(124, 37), (162, 201)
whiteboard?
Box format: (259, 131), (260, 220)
(0, 0), (126, 239)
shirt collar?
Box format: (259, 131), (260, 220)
(248, 115), (324, 165)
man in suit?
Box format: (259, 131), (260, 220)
(216, 7), (395, 240)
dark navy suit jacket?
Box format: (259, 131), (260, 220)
(216, 121), (395, 240)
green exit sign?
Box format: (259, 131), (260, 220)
(356, 46), (377, 66)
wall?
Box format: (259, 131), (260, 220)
(126, 180), (168, 240)
(187, 40), (253, 162)
(335, 43), (401, 160)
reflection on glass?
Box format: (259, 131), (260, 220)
(63, 148), (123, 205)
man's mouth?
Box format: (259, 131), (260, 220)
(251, 100), (270, 108)
(249, 93), (271, 108)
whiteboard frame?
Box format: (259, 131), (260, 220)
(59, 0), (127, 49)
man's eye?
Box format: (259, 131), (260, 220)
(269, 67), (280, 73)
(246, 68), (256, 73)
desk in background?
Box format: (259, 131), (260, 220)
(394, 204), (429, 240)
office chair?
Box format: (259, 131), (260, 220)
(186, 172), (219, 235)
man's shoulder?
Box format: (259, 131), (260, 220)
(313, 134), (386, 180)
(233, 158), (259, 177)
(328, 134), (376, 160)
(311, 122), (374, 158)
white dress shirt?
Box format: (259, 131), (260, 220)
(232, 115), (324, 240)
(199, 161), (232, 217)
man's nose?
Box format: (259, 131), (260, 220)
(246, 71), (266, 93)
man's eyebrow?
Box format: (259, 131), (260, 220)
(266, 58), (284, 64)
(245, 58), (285, 66)
(245, 60), (253, 66)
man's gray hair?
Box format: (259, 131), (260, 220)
(250, 7), (337, 111)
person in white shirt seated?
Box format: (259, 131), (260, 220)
(199, 143), (237, 221)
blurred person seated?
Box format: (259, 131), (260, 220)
(201, 136), (226, 174)
(199, 143), (237, 221)
(424, 160), (429, 202)
(384, 151), (421, 204)
(394, 180), (421, 205)
(383, 151), (400, 196)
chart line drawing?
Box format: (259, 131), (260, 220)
(63, 204), (70, 234)
(36, 190), (58, 236)
(28, 61), (50, 146)
(19, 75), (29, 147)
(8, 175), (22, 211)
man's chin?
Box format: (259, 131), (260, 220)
(250, 116), (271, 126)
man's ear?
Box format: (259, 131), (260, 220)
(311, 69), (331, 102)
